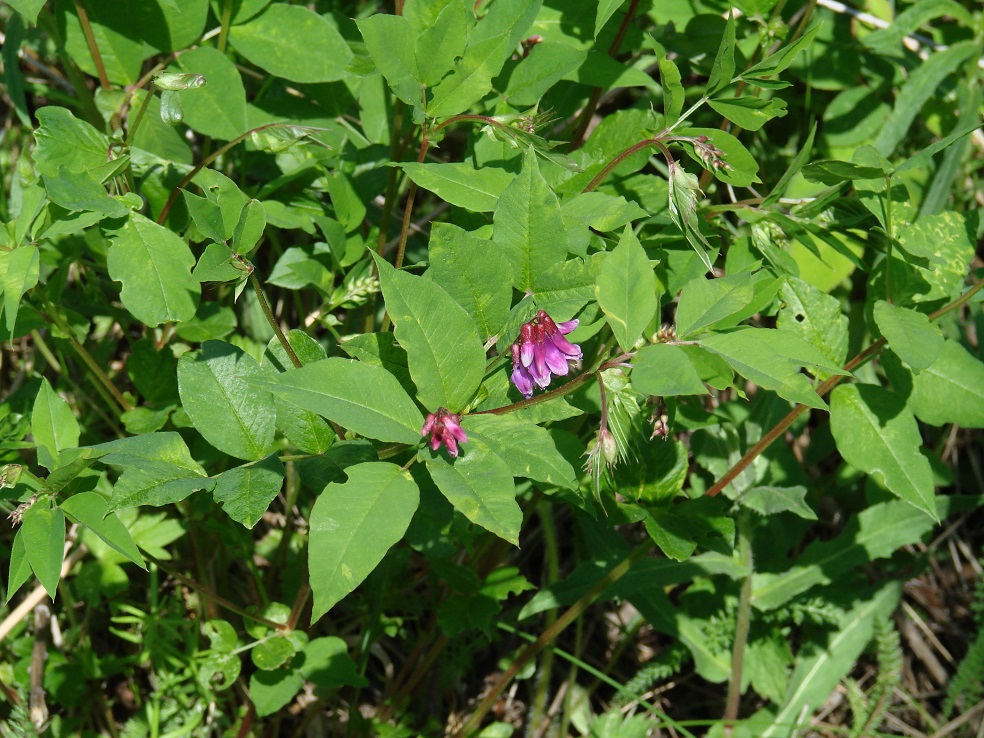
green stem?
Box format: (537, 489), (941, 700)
(706, 275), (984, 497)
(73, 0), (110, 90)
(217, 0), (233, 54)
(124, 88), (155, 146)
(248, 271), (302, 369)
(156, 122), (287, 225)
(723, 512), (754, 732)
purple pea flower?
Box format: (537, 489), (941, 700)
(509, 310), (582, 398)
(421, 408), (468, 458)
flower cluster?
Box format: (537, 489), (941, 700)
(509, 310), (582, 398)
(421, 408), (468, 458)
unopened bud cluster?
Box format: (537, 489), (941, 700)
(692, 135), (730, 171)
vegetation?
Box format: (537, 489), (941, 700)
(1, 0), (983, 736)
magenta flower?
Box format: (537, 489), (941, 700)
(421, 408), (468, 458)
(509, 310), (582, 398)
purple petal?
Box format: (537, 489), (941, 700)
(557, 319), (578, 334)
(444, 432), (459, 458)
(444, 416), (468, 445)
(542, 340), (570, 375)
(520, 339), (535, 367)
(511, 365), (534, 398)
(431, 435), (443, 451)
(421, 414), (436, 436)
(550, 332), (582, 361)
(531, 344), (552, 385)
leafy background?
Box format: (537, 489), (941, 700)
(1, 0), (983, 736)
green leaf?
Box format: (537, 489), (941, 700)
(644, 497), (735, 561)
(463, 414), (577, 490)
(676, 273), (755, 339)
(374, 256), (485, 413)
(178, 340), (276, 461)
(7, 0), (46, 25)
(252, 636), (296, 671)
(702, 328), (845, 410)
(428, 0), (542, 117)
(262, 332), (334, 455)
(249, 668), (303, 718)
(758, 582), (902, 738)
(802, 160), (888, 185)
(229, 4), (352, 83)
(106, 212), (200, 326)
(906, 340), (984, 428)
(32, 377), (79, 470)
(873, 300), (943, 371)
(830, 384), (937, 520)
(504, 41), (587, 107)
(427, 224), (512, 341)
(415, 1), (471, 87)
(92, 432), (214, 512)
(7, 532), (33, 602)
(777, 276), (849, 371)
(595, 0), (623, 37)
(763, 122), (816, 206)
(232, 199), (266, 255)
(42, 170), (129, 217)
(211, 455), (284, 529)
(399, 162), (514, 213)
(175, 46), (248, 141)
(493, 148), (569, 292)
(595, 225), (658, 351)
(529, 253), (604, 320)
(632, 344), (708, 397)
(58, 0), (144, 85)
(425, 436), (521, 545)
(297, 637), (367, 688)
(738, 485), (817, 520)
(684, 128), (761, 187)
(753, 499), (935, 610)
(873, 41), (978, 157)
(658, 55), (683, 122)
(194, 243), (243, 283)
(21, 503), (65, 599)
(0, 245), (40, 334)
(892, 211), (977, 304)
(254, 358), (424, 444)
(60, 492), (146, 568)
(706, 11), (736, 96)
(309, 462), (419, 622)
(32, 107), (115, 180)
(742, 23), (820, 81)
(667, 164), (714, 271)
(707, 96), (787, 131)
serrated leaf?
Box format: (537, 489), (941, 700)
(178, 341), (276, 461)
(21, 503), (65, 599)
(106, 212), (200, 326)
(463, 414), (577, 489)
(631, 344), (707, 397)
(830, 384), (937, 520)
(595, 225), (658, 351)
(374, 255), (485, 413)
(211, 455), (284, 529)
(873, 300), (943, 371)
(493, 149), (569, 291)
(309, 462), (419, 622)
(425, 436), (521, 545)
(254, 358), (423, 444)
(61, 491), (146, 568)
